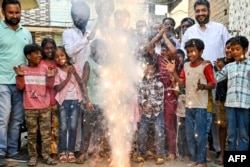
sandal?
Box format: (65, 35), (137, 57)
(44, 157), (57, 165)
(68, 152), (76, 163)
(134, 156), (144, 163)
(156, 157), (165, 165)
(59, 152), (67, 163)
(215, 156), (224, 165)
(28, 157), (37, 167)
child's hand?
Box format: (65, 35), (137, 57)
(13, 66), (24, 76)
(47, 67), (57, 77)
(86, 101), (94, 112)
(143, 101), (152, 111)
(163, 59), (176, 73)
(196, 79), (205, 91)
(68, 65), (76, 74)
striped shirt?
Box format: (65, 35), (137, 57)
(216, 59), (250, 109)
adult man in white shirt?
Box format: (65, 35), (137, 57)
(181, 1), (229, 166)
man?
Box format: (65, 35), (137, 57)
(62, 0), (91, 154)
(181, 0), (229, 62)
(181, 1), (229, 167)
(0, 0), (32, 166)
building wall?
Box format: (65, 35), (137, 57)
(228, 0), (250, 39)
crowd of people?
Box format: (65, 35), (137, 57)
(0, 0), (249, 167)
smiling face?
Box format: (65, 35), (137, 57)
(2, 4), (21, 29)
(230, 44), (247, 62)
(43, 42), (55, 60)
(194, 4), (210, 25)
(186, 47), (203, 64)
(27, 51), (42, 67)
(54, 49), (67, 67)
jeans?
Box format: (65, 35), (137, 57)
(138, 112), (165, 158)
(186, 108), (207, 163)
(0, 84), (24, 157)
(58, 100), (80, 153)
(226, 107), (249, 151)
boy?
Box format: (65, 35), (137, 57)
(215, 36), (249, 151)
(135, 58), (165, 165)
(164, 38), (216, 167)
(14, 43), (57, 166)
(76, 39), (107, 164)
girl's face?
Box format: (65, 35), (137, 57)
(224, 42), (233, 60)
(231, 44), (246, 61)
(27, 51), (42, 67)
(161, 47), (172, 59)
(43, 42), (55, 60)
(186, 47), (202, 64)
(54, 49), (67, 66)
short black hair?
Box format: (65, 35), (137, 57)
(176, 49), (185, 59)
(145, 57), (158, 72)
(230, 36), (249, 50)
(181, 17), (195, 25)
(162, 17), (176, 27)
(194, 0), (210, 10)
(2, 0), (21, 11)
(225, 37), (234, 46)
(184, 38), (205, 51)
(23, 43), (42, 57)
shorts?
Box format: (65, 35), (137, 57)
(214, 101), (227, 128)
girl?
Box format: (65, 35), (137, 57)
(53, 46), (83, 163)
(40, 38), (58, 160)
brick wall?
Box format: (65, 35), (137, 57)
(188, 0), (229, 27)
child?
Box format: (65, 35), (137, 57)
(135, 58), (166, 165)
(175, 49), (190, 161)
(76, 39), (106, 164)
(40, 38), (58, 160)
(164, 38), (216, 167)
(54, 46), (83, 163)
(213, 38), (234, 165)
(14, 43), (57, 166)
(215, 36), (250, 151)
(147, 25), (179, 161)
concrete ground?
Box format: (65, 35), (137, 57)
(5, 151), (222, 167)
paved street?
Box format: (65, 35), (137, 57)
(5, 151), (221, 167)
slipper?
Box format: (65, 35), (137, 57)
(27, 157), (37, 167)
(215, 156), (223, 165)
(44, 157), (57, 165)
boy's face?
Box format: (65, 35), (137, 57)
(145, 65), (156, 79)
(224, 43), (232, 60)
(231, 44), (247, 61)
(186, 47), (203, 63)
(27, 51), (42, 67)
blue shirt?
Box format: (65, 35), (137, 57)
(216, 59), (250, 109)
(0, 21), (32, 84)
